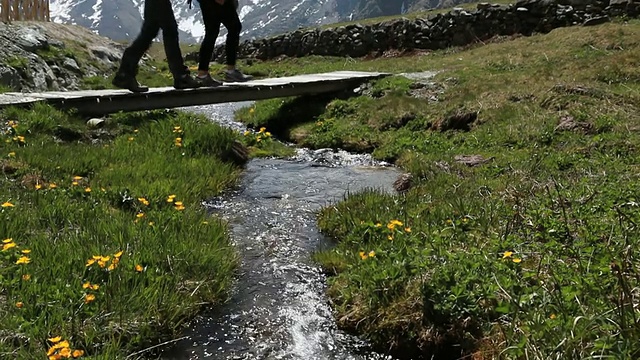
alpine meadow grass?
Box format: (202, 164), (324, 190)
(0, 105), (244, 358)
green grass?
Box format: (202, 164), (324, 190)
(0, 104), (246, 358)
(235, 20), (640, 359)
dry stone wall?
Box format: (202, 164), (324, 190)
(207, 0), (639, 61)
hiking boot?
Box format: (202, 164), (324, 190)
(174, 74), (202, 90)
(224, 69), (254, 83)
(112, 73), (149, 93)
(196, 73), (223, 87)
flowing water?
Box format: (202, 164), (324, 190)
(160, 103), (401, 360)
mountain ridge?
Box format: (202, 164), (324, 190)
(48, 0), (450, 45)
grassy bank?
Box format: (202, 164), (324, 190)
(236, 20), (640, 359)
(0, 105), (246, 358)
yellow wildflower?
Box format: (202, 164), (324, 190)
(175, 204), (186, 211)
(249, 108), (255, 114)
(35, 183), (42, 190)
(404, 227), (412, 233)
(16, 136), (25, 143)
(49, 183), (57, 189)
(8, 152), (16, 157)
(114, 250), (124, 258)
(21, 249), (31, 254)
(2, 238), (13, 243)
(259, 127), (266, 133)
(265, 132), (272, 137)
(107, 263), (117, 271)
(137, 197), (149, 206)
(15, 301), (23, 308)
(446, 219), (453, 225)
(512, 258), (522, 263)
(136, 213), (145, 218)
(100, 256), (110, 262)
(374, 223), (382, 227)
(128, 137), (134, 141)
(59, 348), (71, 358)
(84, 187), (91, 193)
(135, 264), (144, 272)
(387, 235), (393, 241)
(256, 137), (262, 142)
(72, 176), (83, 181)
(502, 251), (513, 259)
(72, 349), (84, 357)
(174, 201), (183, 206)
(387, 223), (395, 231)
(72, 181), (79, 186)
(390, 219), (403, 226)
(85, 258), (96, 267)
(92, 255), (101, 260)
(368, 251), (376, 258)
(167, 194), (176, 203)
(202, 221), (209, 225)
(97, 260), (106, 268)
(22, 274), (31, 281)
(550, 313), (557, 319)
(148, 221), (155, 226)
(84, 294), (96, 303)
(48, 336), (62, 343)
(1, 201), (14, 207)
(359, 251), (368, 260)
(134, 129), (139, 133)
(244, 130), (250, 136)
(2, 241), (16, 251)
(15, 256), (30, 264)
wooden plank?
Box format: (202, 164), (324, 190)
(0, 94), (41, 105)
(0, 71), (390, 115)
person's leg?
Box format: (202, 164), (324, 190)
(220, 2), (253, 82)
(155, 0), (188, 77)
(197, 0), (223, 76)
(220, 1), (241, 69)
(113, 0), (159, 92)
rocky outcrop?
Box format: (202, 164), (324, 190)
(0, 21), (126, 92)
(206, 0), (639, 61)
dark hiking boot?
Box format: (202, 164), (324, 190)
(174, 74), (202, 90)
(224, 69), (254, 83)
(112, 73), (149, 93)
(196, 74), (223, 87)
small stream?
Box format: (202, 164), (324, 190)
(160, 103), (401, 360)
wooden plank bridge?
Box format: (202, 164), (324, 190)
(0, 71), (388, 116)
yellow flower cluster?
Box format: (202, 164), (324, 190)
(85, 250), (123, 271)
(167, 195), (185, 211)
(47, 336), (84, 359)
(138, 197), (150, 206)
(502, 251), (522, 263)
(2, 201), (14, 208)
(82, 281), (100, 304)
(3, 238), (32, 264)
(383, 219), (411, 241)
(359, 250), (376, 260)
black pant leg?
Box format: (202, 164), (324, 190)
(118, 0), (160, 76)
(220, 1), (242, 66)
(198, 0), (223, 72)
(156, 0), (188, 76)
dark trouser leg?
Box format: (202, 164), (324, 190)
(118, 0), (160, 76)
(198, 1), (223, 72)
(155, 0), (188, 76)
(221, 1), (242, 66)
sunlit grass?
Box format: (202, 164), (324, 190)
(0, 105), (244, 358)
(242, 20), (640, 359)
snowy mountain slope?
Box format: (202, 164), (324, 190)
(48, 0), (437, 44)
